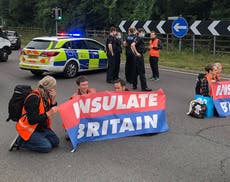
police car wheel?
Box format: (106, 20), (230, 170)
(0, 49), (8, 62)
(64, 61), (78, 78)
(31, 70), (44, 76)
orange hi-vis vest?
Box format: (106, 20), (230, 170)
(16, 89), (51, 141)
(205, 73), (213, 97)
(69, 88), (96, 99)
(149, 39), (160, 57)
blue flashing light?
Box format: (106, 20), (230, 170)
(68, 33), (81, 37)
(57, 31), (83, 37)
(68, 30), (83, 37)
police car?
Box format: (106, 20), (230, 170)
(19, 34), (108, 78)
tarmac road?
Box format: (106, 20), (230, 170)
(0, 50), (230, 182)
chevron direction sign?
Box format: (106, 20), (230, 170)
(119, 20), (230, 36)
(189, 20), (230, 36)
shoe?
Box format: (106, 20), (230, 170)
(142, 88), (152, 91)
(65, 134), (70, 141)
(133, 86), (137, 90)
(155, 78), (160, 81)
(106, 80), (114, 84)
(9, 135), (20, 151)
(149, 77), (155, 81)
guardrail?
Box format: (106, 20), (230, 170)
(86, 29), (230, 55)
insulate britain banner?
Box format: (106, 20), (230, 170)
(58, 89), (169, 149)
(212, 81), (230, 117)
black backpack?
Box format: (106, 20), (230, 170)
(195, 73), (205, 94)
(6, 85), (32, 122)
(188, 102), (207, 119)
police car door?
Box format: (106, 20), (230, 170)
(71, 40), (90, 70)
(84, 40), (108, 69)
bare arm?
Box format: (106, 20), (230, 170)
(131, 42), (141, 57)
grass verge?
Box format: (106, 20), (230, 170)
(122, 49), (230, 75)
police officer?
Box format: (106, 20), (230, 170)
(124, 27), (137, 84)
(106, 27), (117, 83)
(114, 31), (122, 80)
(131, 28), (152, 91)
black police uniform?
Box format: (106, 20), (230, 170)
(106, 35), (116, 83)
(125, 35), (136, 84)
(114, 37), (122, 80)
(133, 36), (151, 91)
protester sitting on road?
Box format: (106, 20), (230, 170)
(10, 75), (59, 153)
(213, 62), (222, 81)
(200, 64), (217, 97)
(114, 78), (129, 91)
(66, 75), (96, 140)
(70, 75), (96, 99)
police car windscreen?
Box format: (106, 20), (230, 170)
(26, 40), (52, 50)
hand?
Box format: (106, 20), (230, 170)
(48, 89), (57, 104)
(136, 52), (141, 57)
(46, 106), (58, 118)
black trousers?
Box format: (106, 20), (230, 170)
(106, 55), (116, 82)
(114, 53), (121, 79)
(149, 56), (159, 78)
(125, 53), (135, 83)
(133, 55), (148, 90)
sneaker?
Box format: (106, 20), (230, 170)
(149, 77), (155, 81)
(9, 135), (20, 151)
(155, 78), (160, 81)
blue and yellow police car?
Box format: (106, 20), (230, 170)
(19, 34), (108, 78)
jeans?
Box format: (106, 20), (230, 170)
(17, 129), (59, 153)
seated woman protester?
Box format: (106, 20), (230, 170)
(213, 62), (222, 81)
(11, 76), (59, 153)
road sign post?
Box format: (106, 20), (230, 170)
(172, 17), (188, 52)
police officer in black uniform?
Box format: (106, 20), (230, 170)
(106, 27), (117, 83)
(124, 27), (137, 84)
(131, 28), (152, 91)
(114, 31), (122, 80)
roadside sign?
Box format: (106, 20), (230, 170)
(172, 17), (188, 38)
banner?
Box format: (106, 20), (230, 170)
(212, 81), (230, 117)
(58, 89), (169, 150)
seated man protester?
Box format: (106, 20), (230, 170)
(10, 76), (59, 153)
(70, 75), (96, 98)
(66, 75), (96, 140)
(199, 64), (217, 97)
(114, 78), (129, 91)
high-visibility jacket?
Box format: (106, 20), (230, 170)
(205, 73), (213, 96)
(69, 88), (96, 99)
(16, 89), (51, 141)
(149, 39), (160, 57)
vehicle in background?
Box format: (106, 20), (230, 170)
(0, 29), (12, 62)
(3, 30), (21, 50)
(19, 34), (108, 78)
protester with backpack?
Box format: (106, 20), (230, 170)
(10, 75), (59, 153)
(199, 64), (217, 97)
